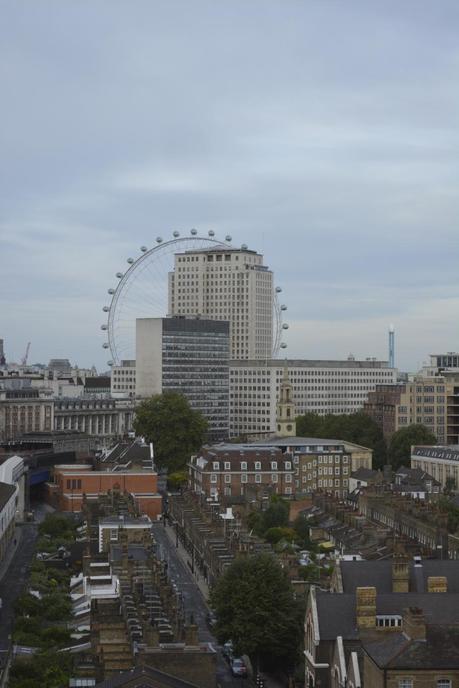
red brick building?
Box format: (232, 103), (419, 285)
(188, 443), (295, 500)
(49, 464), (161, 519)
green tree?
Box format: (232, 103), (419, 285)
(296, 411), (387, 468)
(133, 392), (208, 471)
(258, 497), (289, 535)
(264, 526), (296, 545)
(210, 553), (302, 671)
(10, 651), (73, 688)
(38, 513), (77, 539)
(388, 424), (437, 471)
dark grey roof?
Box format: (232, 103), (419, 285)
(351, 467), (379, 481)
(339, 559), (459, 594)
(364, 625), (459, 669)
(85, 376), (111, 388)
(412, 446), (459, 463)
(0, 481), (15, 511)
(111, 544), (149, 562)
(316, 591), (459, 640)
(96, 664), (201, 687)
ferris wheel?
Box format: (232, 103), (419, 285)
(100, 230), (288, 367)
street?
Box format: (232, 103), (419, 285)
(0, 523), (38, 648)
(152, 522), (251, 687)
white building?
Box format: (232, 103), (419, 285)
(168, 246), (273, 360)
(0, 455), (26, 563)
(111, 360), (136, 398)
(229, 358), (397, 438)
(411, 445), (459, 490)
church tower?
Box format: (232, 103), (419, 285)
(276, 365), (296, 437)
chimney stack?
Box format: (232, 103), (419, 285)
(356, 587), (377, 628)
(403, 607), (426, 641)
(427, 576), (447, 593)
(392, 553), (409, 592)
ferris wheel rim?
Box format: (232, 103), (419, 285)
(102, 231), (286, 366)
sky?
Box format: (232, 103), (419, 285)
(1, 1), (458, 372)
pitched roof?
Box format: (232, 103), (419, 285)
(95, 664), (201, 688)
(315, 592), (459, 640)
(364, 625), (459, 669)
(339, 559), (459, 594)
(350, 467), (379, 481)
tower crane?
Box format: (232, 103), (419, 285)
(21, 342), (31, 366)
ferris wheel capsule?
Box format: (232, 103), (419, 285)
(102, 343), (109, 349)
(101, 324), (108, 331)
(280, 342), (287, 349)
(108, 288), (115, 295)
(281, 304), (287, 311)
(225, 235), (232, 242)
(275, 286), (282, 293)
(156, 237), (163, 243)
(107, 361), (113, 366)
(140, 246), (148, 252)
(208, 230), (215, 237)
(127, 258), (134, 264)
(116, 272), (124, 279)
(190, 228), (198, 235)
(102, 306), (109, 312)
(241, 243), (248, 250)
(282, 323), (289, 330)
(173, 230), (180, 238)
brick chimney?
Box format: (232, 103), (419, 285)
(392, 554), (409, 592)
(356, 587), (376, 628)
(403, 607), (426, 641)
(427, 576), (447, 593)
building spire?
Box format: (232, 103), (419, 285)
(276, 360), (296, 437)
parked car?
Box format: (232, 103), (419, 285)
(230, 657), (247, 677)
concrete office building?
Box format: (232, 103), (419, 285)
(168, 246), (273, 360)
(136, 317), (230, 442)
(111, 360), (136, 397)
(229, 357), (396, 438)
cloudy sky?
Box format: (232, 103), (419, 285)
(1, 1), (458, 372)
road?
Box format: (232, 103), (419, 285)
(152, 522), (251, 687)
(0, 524), (38, 648)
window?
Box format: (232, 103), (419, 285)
(286, 474), (292, 483)
(255, 474), (261, 483)
(271, 461), (277, 470)
(271, 474), (278, 483)
(224, 461), (230, 470)
(255, 461), (261, 470)
(224, 474), (231, 483)
(437, 681), (452, 688)
(213, 461), (219, 470)
(285, 461), (291, 469)
(335, 467), (340, 475)
(398, 680), (413, 688)
(110, 529), (118, 541)
(210, 473), (217, 483)
(240, 461), (247, 470)
(241, 473), (248, 483)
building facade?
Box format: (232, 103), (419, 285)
(365, 375), (459, 444)
(111, 360), (136, 397)
(54, 398), (134, 439)
(168, 246), (273, 360)
(229, 358), (396, 438)
(136, 317), (230, 441)
(411, 445), (459, 491)
(188, 444), (295, 499)
(0, 389), (54, 440)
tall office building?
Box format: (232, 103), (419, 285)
(229, 357), (396, 438)
(168, 247), (273, 360)
(136, 317), (230, 442)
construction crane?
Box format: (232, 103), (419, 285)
(21, 342), (31, 366)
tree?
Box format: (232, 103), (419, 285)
(210, 553), (303, 672)
(296, 411), (387, 468)
(388, 424), (437, 471)
(258, 497), (290, 535)
(133, 392), (208, 471)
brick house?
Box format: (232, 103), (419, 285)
(188, 443), (295, 500)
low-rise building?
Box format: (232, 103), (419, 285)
(188, 443), (295, 499)
(0, 388), (54, 440)
(411, 445), (459, 491)
(0, 454), (26, 564)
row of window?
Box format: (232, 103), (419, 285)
(211, 460), (291, 470)
(209, 473), (292, 484)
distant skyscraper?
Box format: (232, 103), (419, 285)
(0, 338), (5, 366)
(168, 247), (273, 360)
(388, 325), (395, 369)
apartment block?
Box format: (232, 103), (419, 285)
(229, 358), (396, 438)
(365, 374), (459, 444)
(188, 443), (295, 499)
(168, 247), (273, 360)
